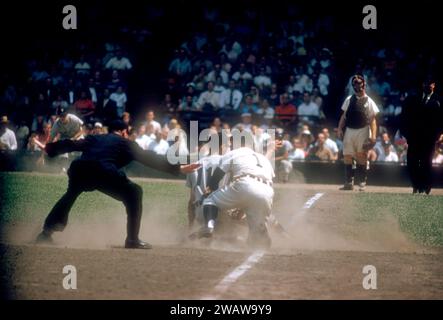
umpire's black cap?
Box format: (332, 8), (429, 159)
(109, 120), (128, 132)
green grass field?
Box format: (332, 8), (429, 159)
(1, 172), (443, 247)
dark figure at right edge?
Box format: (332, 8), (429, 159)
(36, 120), (199, 249)
(400, 77), (442, 194)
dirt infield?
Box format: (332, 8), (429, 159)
(1, 181), (443, 299)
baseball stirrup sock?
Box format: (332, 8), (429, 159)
(344, 164), (354, 184)
(203, 205), (218, 228)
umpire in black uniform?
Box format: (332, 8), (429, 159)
(36, 120), (199, 249)
(400, 77), (442, 194)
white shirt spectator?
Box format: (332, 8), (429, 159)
(0, 128), (18, 150)
(219, 89), (243, 109)
(135, 135), (153, 150)
(147, 139), (169, 155)
(145, 120), (161, 133)
(325, 138), (339, 154)
(298, 102), (320, 117)
(377, 151), (399, 162)
(288, 148), (305, 160)
(106, 56), (133, 70)
(74, 62), (91, 75)
(206, 70), (229, 84)
(318, 73), (330, 96)
(253, 75), (272, 88)
(232, 70), (252, 82)
(110, 92), (127, 108)
(51, 114), (83, 140)
(197, 91), (220, 109)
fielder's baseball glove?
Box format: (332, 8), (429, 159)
(362, 138), (376, 151)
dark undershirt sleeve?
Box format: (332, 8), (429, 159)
(45, 139), (87, 157)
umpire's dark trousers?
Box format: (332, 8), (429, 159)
(44, 160), (143, 241)
(406, 139), (435, 191)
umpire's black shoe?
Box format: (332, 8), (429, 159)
(125, 239), (153, 249)
(36, 230), (54, 244)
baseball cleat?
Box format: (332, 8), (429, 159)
(125, 239), (153, 249)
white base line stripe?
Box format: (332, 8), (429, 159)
(201, 192), (325, 300)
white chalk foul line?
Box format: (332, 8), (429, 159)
(201, 192), (325, 300)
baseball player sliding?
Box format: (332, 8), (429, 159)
(193, 134), (276, 249)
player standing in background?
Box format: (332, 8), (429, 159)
(337, 75), (379, 191)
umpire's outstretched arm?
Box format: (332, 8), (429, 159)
(44, 139), (87, 158)
(131, 143), (181, 176)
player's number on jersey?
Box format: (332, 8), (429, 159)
(62, 5), (77, 30)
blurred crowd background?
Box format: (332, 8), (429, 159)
(1, 1), (442, 174)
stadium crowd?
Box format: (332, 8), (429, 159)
(1, 3), (442, 176)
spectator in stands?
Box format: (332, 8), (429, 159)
(253, 67), (272, 90)
(288, 137), (306, 160)
(209, 117), (223, 134)
(16, 120), (30, 150)
(105, 50), (133, 71)
(147, 129), (169, 155)
(249, 85), (261, 104)
(267, 83), (281, 107)
(144, 110), (162, 133)
(122, 112), (132, 132)
(374, 132), (396, 158)
(275, 93), (297, 132)
(219, 79), (243, 111)
(91, 122), (104, 135)
(74, 54), (91, 76)
(88, 78), (98, 105)
(376, 141), (399, 162)
(110, 86), (127, 118)
(307, 133), (336, 161)
(74, 90), (96, 122)
(51, 94), (69, 116)
(231, 62), (253, 90)
(107, 70), (124, 92)
(213, 75), (226, 95)
(33, 93), (50, 118)
(297, 92), (320, 125)
(192, 66), (208, 92)
(0, 116), (18, 151)
(238, 94), (259, 115)
(321, 127), (339, 157)
(234, 113), (253, 132)
(134, 123), (152, 150)
(206, 63), (229, 85)
(256, 99), (275, 121)
(31, 115), (46, 133)
(98, 88), (118, 123)
(178, 95), (199, 112)
(196, 81), (220, 111)
(168, 48), (192, 77)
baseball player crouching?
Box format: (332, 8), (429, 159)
(195, 132), (275, 249)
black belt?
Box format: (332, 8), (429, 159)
(233, 174), (273, 187)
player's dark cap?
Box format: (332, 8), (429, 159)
(109, 120), (128, 132)
(59, 107), (68, 116)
